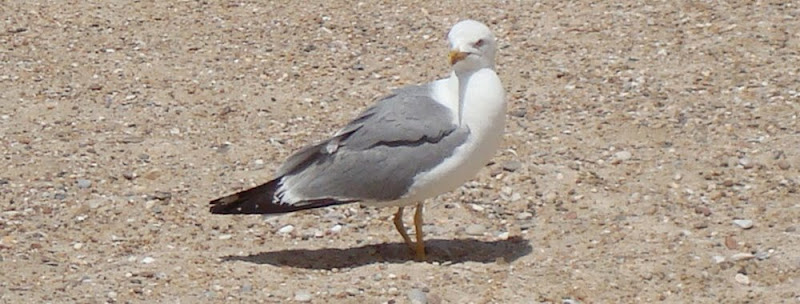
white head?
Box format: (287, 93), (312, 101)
(447, 20), (497, 72)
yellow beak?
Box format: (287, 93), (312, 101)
(449, 50), (468, 65)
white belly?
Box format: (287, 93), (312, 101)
(366, 68), (506, 208)
(400, 124), (503, 203)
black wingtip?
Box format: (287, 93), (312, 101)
(209, 179), (355, 215)
(209, 179), (282, 214)
(208, 193), (244, 214)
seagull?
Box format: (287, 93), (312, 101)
(210, 19), (506, 261)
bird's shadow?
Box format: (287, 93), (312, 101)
(221, 236), (532, 269)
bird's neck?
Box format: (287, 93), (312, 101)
(453, 68), (506, 129)
(450, 67), (506, 173)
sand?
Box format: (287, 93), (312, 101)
(1, 1), (799, 303)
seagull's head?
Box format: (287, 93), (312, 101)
(447, 20), (497, 72)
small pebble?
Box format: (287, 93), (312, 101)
(754, 251), (770, 260)
(141, 257), (155, 264)
(470, 204), (485, 212)
(694, 206), (712, 216)
(330, 224), (342, 233)
(712, 255), (726, 264)
(516, 212), (534, 220)
(734, 273), (750, 285)
(733, 219), (753, 229)
(730, 252), (755, 261)
(497, 231), (510, 240)
(722, 179), (735, 187)
(152, 191), (172, 200)
(240, 284), (252, 292)
(509, 108), (527, 118)
(614, 151), (632, 161)
(278, 225), (295, 234)
(544, 192), (558, 203)
(738, 158), (753, 169)
(252, 159), (266, 170)
(776, 159), (791, 170)
(107, 291), (118, 298)
(407, 288), (428, 304)
(502, 160), (522, 172)
(465, 224), (486, 236)
(77, 179), (92, 189)
(121, 136), (144, 144)
(294, 290), (312, 302)
(218, 234), (232, 240)
(725, 236), (738, 250)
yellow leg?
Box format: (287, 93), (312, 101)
(414, 202), (426, 261)
(393, 207), (415, 251)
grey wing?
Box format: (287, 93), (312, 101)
(276, 84), (469, 203)
(341, 84), (460, 150)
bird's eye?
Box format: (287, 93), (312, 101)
(474, 39), (485, 47)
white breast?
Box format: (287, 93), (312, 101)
(388, 68), (506, 206)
